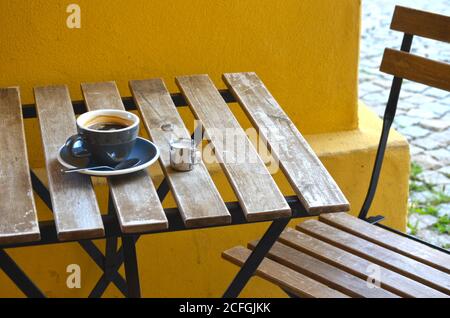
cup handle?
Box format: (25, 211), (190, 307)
(65, 134), (91, 158)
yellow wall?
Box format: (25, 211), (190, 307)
(0, 0), (411, 298)
(0, 0), (359, 135)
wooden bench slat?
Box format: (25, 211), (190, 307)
(129, 79), (230, 227)
(34, 86), (104, 241)
(222, 246), (348, 298)
(0, 88), (40, 245)
(223, 72), (350, 214)
(176, 75), (291, 222)
(320, 213), (450, 274)
(279, 228), (447, 298)
(248, 240), (398, 298)
(297, 220), (450, 295)
(391, 6), (450, 43)
(380, 49), (450, 92)
(81, 82), (168, 233)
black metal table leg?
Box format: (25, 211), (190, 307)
(5, 170), (304, 298)
(223, 217), (291, 298)
(105, 237), (119, 280)
(0, 172), (49, 296)
(104, 196), (127, 295)
(122, 235), (141, 298)
(88, 179), (170, 297)
(88, 195), (128, 298)
(89, 272), (113, 298)
(0, 249), (46, 298)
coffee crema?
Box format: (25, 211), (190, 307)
(85, 115), (133, 131)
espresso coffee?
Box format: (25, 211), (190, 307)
(89, 122), (128, 131)
(85, 115), (133, 131)
(67, 109), (140, 166)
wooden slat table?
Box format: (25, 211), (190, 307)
(0, 73), (349, 298)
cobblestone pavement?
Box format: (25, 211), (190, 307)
(359, 0), (450, 249)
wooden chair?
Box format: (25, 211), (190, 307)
(222, 6), (450, 298)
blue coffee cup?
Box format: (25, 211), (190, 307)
(65, 109), (140, 166)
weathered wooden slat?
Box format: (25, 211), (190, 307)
(81, 82), (168, 233)
(380, 49), (450, 92)
(0, 88), (40, 245)
(391, 6), (450, 43)
(222, 246), (348, 298)
(248, 240), (398, 298)
(297, 221), (450, 295)
(176, 75), (291, 222)
(34, 85), (104, 241)
(223, 72), (350, 214)
(129, 79), (230, 227)
(320, 212), (450, 274)
(279, 228), (447, 298)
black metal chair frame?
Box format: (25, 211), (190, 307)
(276, 29), (450, 298)
(358, 30), (449, 255)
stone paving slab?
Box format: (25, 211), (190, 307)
(419, 119), (449, 132)
(360, 0), (450, 249)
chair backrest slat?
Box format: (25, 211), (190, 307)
(391, 6), (450, 43)
(380, 48), (450, 92)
